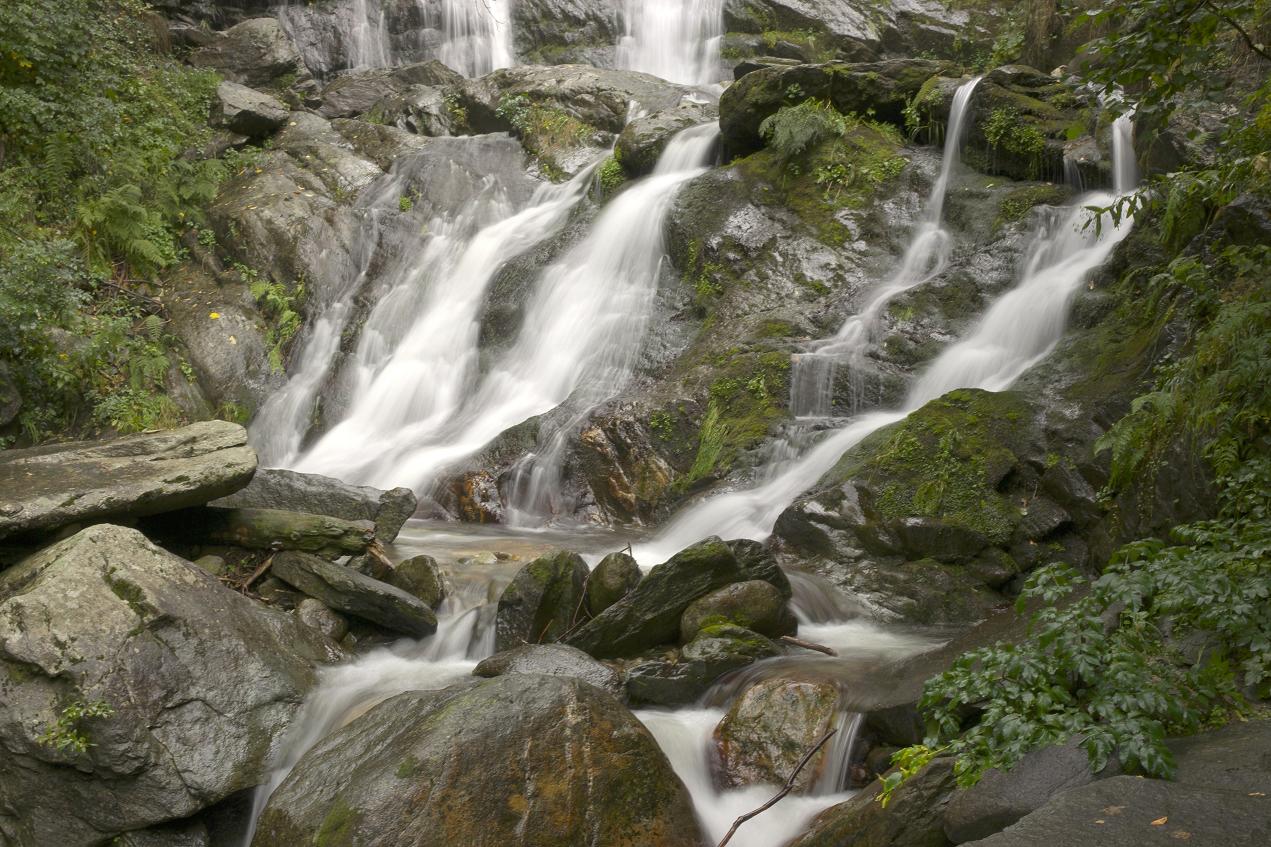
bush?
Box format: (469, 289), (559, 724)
(759, 98), (848, 160)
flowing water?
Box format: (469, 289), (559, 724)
(617, 0), (725, 86)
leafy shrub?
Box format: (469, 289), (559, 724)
(759, 99), (848, 160)
(38, 699), (115, 754)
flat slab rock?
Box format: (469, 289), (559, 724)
(270, 550), (437, 637)
(0, 420), (256, 540)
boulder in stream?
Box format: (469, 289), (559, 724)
(0, 525), (341, 847)
(0, 420), (256, 541)
(385, 553), (446, 609)
(625, 623), (781, 707)
(270, 550), (437, 637)
(250, 675), (703, 847)
(494, 550), (590, 652)
(585, 550), (642, 616)
(680, 578), (795, 641)
(474, 643), (625, 700)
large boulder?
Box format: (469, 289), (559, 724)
(0, 421), (256, 541)
(585, 550), (642, 616)
(316, 60), (465, 119)
(1168, 718), (1271, 795)
(0, 525), (341, 846)
(473, 643), (624, 700)
(616, 98), (719, 177)
(625, 623), (781, 707)
(680, 578), (794, 641)
(270, 550), (437, 637)
(212, 81), (289, 140)
(714, 677), (842, 792)
(564, 537), (790, 659)
(718, 58), (953, 154)
(494, 550), (590, 652)
(211, 467), (417, 544)
(188, 18), (305, 89)
(250, 675), (703, 847)
(962, 775), (1271, 846)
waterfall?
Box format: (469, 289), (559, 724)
(277, 0), (513, 78)
(301, 123), (718, 496)
(634, 113), (1138, 564)
(790, 76), (982, 419)
(617, 0), (724, 86)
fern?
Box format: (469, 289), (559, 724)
(759, 99), (848, 161)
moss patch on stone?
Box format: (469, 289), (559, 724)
(995, 183), (1071, 227)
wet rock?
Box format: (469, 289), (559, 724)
(145, 506), (376, 559)
(0, 421), (256, 541)
(494, 550), (590, 651)
(586, 550), (643, 616)
(270, 550), (437, 637)
(213, 81), (289, 139)
(386, 554), (446, 609)
(512, 0), (621, 66)
(113, 819), (210, 847)
(719, 58), (953, 154)
(564, 537), (789, 659)
(616, 99), (719, 177)
(625, 623), (781, 706)
(575, 413), (681, 523)
(366, 84), (459, 136)
(295, 597), (349, 642)
(943, 738), (1118, 843)
(317, 60), (464, 119)
(961, 775), (1271, 846)
(714, 677), (842, 791)
(1168, 719), (1271, 796)
(474, 643), (624, 700)
(789, 756), (958, 847)
(188, 18), (305, 89)
(211, 467), (417, 544)
(680, 579), (794, 641)
(0, 525), (341, 847)
(250, 675), (703, 847)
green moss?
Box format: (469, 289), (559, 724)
(315, 799), (361, 847)
(760, 29), (835, 62)
(995, 183), (1071, 227)
(756, 319), (798, 338)
(396, 756), (420, 779)
(598, 156), (625, 196)
(681, 353), (791, 488)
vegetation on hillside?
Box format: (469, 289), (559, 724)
(0, 0), (223, 443)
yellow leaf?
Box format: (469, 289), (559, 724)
(1151, 817), (1168, 826)
(209, 312), (220, 319)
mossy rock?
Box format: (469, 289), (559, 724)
(494, 550), (589, 652)
(586, 551), (642, 617)
(625, 624), (781, 706)
(680, 579), (795, 642)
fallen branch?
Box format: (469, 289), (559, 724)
(781, 635), (838, 656)
(240, 553), (275, 591)
(716, 727), (838, 847)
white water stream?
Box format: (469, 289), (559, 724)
(617, 0), (724, 86)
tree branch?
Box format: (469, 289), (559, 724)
(716, 728), (838, 847)
(1204, 0), (1271, 62)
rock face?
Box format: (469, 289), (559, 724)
(944, 738), (1116, 843)
(586, 550), (643, 615)
(0, 420), (256, 540)
(494, 550), (591, 651)
(714, 677), (842, 791)
(473, 643), (625, 700)
(512, 0), (621, 66)
(718, 58), (953, 153)
(616, 99), (719, 176)
(962, 776), (1271, 847)
(211, 467), (417, 543)
(251, 675), (703, 847)
(565, 538), (790, 659)
(188, 18), (305, 89)
(317, 60), (464, 118)
(680, 579), (793, 641)
(212, 81), (289, 139)
(0, 525), (340, 847)
(270, 550), (437, 637)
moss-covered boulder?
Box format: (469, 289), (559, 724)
(564, 537), (788, 658)
(250, 675), (703, 847)
(625, 623), (782, 706)
(495, 550), (590, 651)
(511, 0), (622, 67)
(680, 579), (794, 641)
(586, 550), (643, 616)
(386, 554), (446, 609)
(718, 59), (953, 154)
(713, 677), (842, 791)
(271, 550), (438, 637)
(616, 99), (719, 177)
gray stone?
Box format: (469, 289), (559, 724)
(188, 18), (305, 88)
(213, 81), (288, 139)
(366, 84), (458, 136)
(680, 579), (793, 642)
(1169, 719), (1271, 796)
(962, 776), (1271, 847)
(473, 643), (624, 700)
(0, 525), (341, 847)
(0, 421), (256, 540)
(565, 537), (790, 659)
(494, 550), (590, 652)
(512, 0), (621, 66)
(112, 819), (210, 847)
(295, 597), (349, 642)
(714, 676), (842, 791)
(616, 99), (719, 177)
(625, 624), (780, 707)
(193, 554), (227, 576)
(317, 60), (464, 118)
(944, 738), (1117, 843)
(250, 675), (703, 847)
(386, 554), (446, 609)
(270, 550), (437, 637)
(212, 467), (416, 544)
(586, 550), (642, 616)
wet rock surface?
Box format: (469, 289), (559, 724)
(494, 550), (590, 651)
(188, 17), (306, 89)
(714, 676), (842, 791)
(474, 643), (625, 699)
(251, 674), (703, 847)
(0, 421), (256, 540)
(625, 623), (782, 706)
(271, 550), (438, 636)
(0, 525), (341, 847)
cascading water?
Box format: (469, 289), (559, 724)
(617, 0), (724, 86)
(635, 112), (1138, 563)
(297, 123), (719, 497)
(789, 76), (982, 420)
(277, 0), (513, 78)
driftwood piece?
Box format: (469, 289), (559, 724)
(780, 635), (838, 656)
(716, 728), (839, 847)
(147, 506), (375, 559)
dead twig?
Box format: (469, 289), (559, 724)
(780, 635), (838, 656)
(716, 728), (839, 847)
(240, 553), (275, 591)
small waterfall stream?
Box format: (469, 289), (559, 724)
(617, 0), (725, 86)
